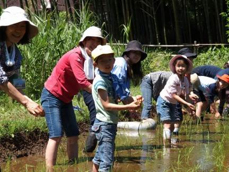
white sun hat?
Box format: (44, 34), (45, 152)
(79, 26), (106, 45)
(0, 6), (38, 40)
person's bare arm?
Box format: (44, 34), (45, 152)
(98, 89), (141, 111)
(0, 81), (44, 116)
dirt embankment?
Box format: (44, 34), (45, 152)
(0, 123), (89, 163)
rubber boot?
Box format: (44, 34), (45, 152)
(84, 132), (97, 152)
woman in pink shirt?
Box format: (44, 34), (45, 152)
(41, 26), (106, 170)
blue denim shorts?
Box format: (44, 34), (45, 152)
(41, 88), (79, 138)
(156, 96), (176, 122)
(174, 103), (183, 121)
(92, 119), (117, 171)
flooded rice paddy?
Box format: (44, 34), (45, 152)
(2, 114), (229, 172)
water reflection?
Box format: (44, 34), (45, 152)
(2, 115), (229, 171)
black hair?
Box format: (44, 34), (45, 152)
(174, 57), (190, 68)
(0, 22), (30, 44)
(223, 61), (229, 69)
(124, 54), (143, 86)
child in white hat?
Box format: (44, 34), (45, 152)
(156, 55), (195, 146)
(0, 6), (43, 116)
(91, 45), (142, 172)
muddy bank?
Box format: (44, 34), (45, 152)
(0, 123), (89, 163)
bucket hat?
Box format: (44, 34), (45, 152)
(79, 26), (106, 45)
(216, 73), (229, 84)
(178, 48), (197, 58)
(169, 55), (193, 73)
(0, 6), (38, 40)
(122, 40), (147, 61)
(190, 73), (200, 89)
(92, 45), (114, 61)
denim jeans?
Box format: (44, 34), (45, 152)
(156, 96), (176, 122)
(140, 75), (153, 119)
(41, 88), (79, 138)
(92, 119), (117, 172)
(82, 90), (96, 126)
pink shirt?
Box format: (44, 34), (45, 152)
(160, 74), (190, 104)
(45, 47), (92, 103)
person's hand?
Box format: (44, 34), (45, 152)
(129, 99), (141, 110)
(189, 93), (199, 102)
(26, 101), (45, 117)
(186, 102), (195, 111)
(24, 96), (45, 117)
(215, 112), (221, 119)
(134, 95), (143, 105)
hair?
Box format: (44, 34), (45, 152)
(80, 37), (103, 47)
(0, 22), (30, 44)
(124, 54), (143, 86)
(174, 57), (189, 69)
(223, 61), (229, 69)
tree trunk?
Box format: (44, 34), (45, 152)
(203, 0), (212, 43)
(160, 0), (168, 44)
(172, 0), (181, 43)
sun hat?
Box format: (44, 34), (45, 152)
(169, 55), (193, 73)
(0, 6), (38, 40)
(178, 48), (197, 59)
(122, 40), (147, 61)
(79, 26), (106, 45)
(216, 73), (229, 84)
(190, 73), (200, 89)
(91, 45), (114, 61)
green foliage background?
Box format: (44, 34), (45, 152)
(0, 3), (229, 138)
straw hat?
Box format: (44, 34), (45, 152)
(169, 55), (193, 73)
(0, 6), (38, 40)
(79, 26), (106, 45)
(91, 45), (114, 61)
(190, 73), (200, 89)
(122, 40), (147, 61)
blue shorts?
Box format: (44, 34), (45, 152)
(156, 96), (176, 122)
(92, 119), (117, 171)
(41, 88), (80, 138)
(174, 103), (183, 121)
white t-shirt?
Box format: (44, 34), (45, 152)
(160, 74), (190, 104)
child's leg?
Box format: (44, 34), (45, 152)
(92, 163), (99, 172)
(45, 137), (62, 168)
(173, 103), (183, 135)
(67, 136), (78, 163)
(92, 124), (116, 172)
(163, 122), (173, 145)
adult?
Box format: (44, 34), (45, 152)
(191, 65), (222, 78)
(191, 73), (229, 119)
(40, 26), (106, 169)
(0, 6), (43, 116)
(111, 40), (147, 105)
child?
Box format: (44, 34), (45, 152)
(156, 55), (195, 145)
(91, 45), (142, 172)
(191, 72), (229, 119)
(111, 40), (147, 104)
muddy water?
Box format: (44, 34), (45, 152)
(2, 114), (229, 172)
